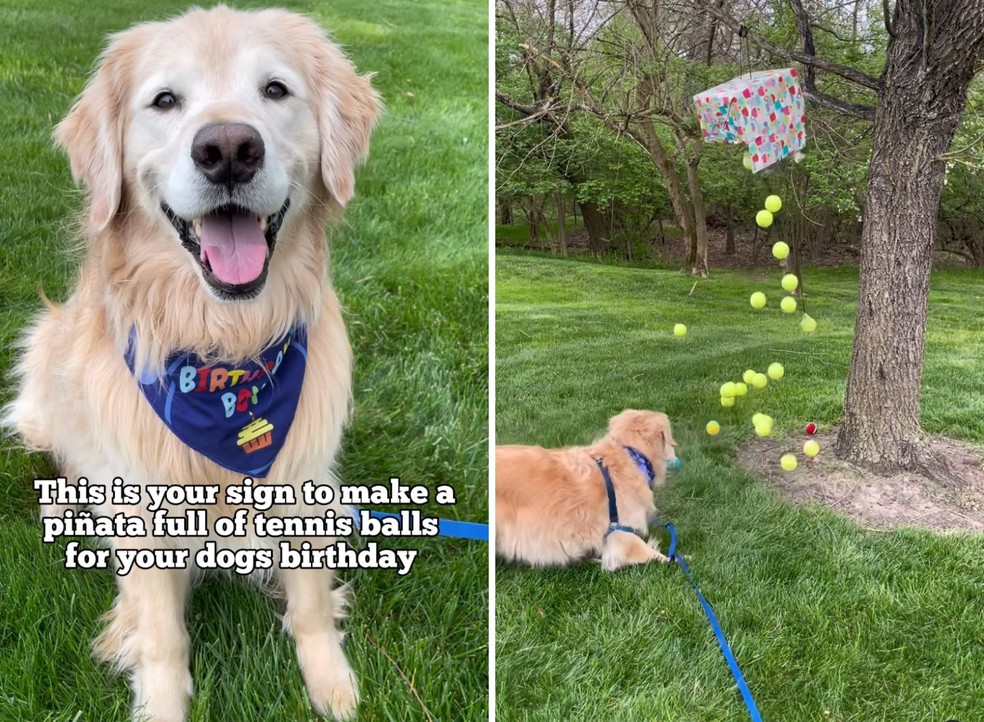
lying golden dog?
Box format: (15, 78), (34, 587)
(496, 410), (677, 571)
(4, 7), (379, 721)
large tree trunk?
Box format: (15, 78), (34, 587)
(836, 1), (984, 472)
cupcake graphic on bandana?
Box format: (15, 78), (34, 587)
(238, 417), (274, 454)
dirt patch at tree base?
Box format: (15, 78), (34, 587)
(738, 433), (984, 532)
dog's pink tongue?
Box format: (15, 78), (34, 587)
(199, 211), (267, 286)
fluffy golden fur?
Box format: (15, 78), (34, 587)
(496, 410), (677, 571)
(3, 7), (379, 722)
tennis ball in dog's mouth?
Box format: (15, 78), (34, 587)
(750, 292), (767, 309)
(765, 195), (782, 213)
(756, 210), (774, 228)
(804, 440), (820, 457)
(780, 453), (798, 471)
(772, 241), (790, 260)
(781, 273), (798, 292)
(674, 323), (687, 336)
(767, 362), (785, 380)
(780, 296), (797, 314)
(706, 420), (721, 435)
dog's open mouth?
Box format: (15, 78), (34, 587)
(162, 201), (289, 299)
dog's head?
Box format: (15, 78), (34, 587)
(606, 410), (677, 484)
(56, 6), (380, 301)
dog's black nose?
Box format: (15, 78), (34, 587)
(191, 123), (265, 187)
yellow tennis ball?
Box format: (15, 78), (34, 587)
(780, 454), (798, 471)
(804, 440), (820, 457)
(752, 413), (767, 426)
(800, 314), (817, 333)
(750, 292), (767, 309)
(780, 296), (797, 314)
(772, 242), (790, 260)
(742, 153), (753, 171)
(734, 382), (748, 397)
(752, 372), (768, 389)
(765, 195), (782, 213)
(781, 273), (798, 292)
(720, 382), (736, 398)
(674, 323), (687, 336)
(743, 369), (756, 384)
(721, 396), (735, 408)
(706, 420), (721, 436)
(756, 210), (774, 228)
(754, 422), (772, 438)
(767, 362), (785, 380)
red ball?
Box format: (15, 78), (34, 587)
(805, 423), (817, 435)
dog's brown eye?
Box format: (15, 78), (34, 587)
(153, 92), (177, 110)
(264, 81), (289, 100)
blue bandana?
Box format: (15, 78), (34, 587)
(624, 445), (657, 488)
(125, 328), (307, 477)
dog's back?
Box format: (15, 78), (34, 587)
(495, 444), (607, 567)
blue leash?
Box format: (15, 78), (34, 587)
(358, 509), (489, 541)
(659, 522), (762, 722)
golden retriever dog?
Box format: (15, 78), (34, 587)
(3, 7), (379, 722)
(496, 410), (677, 572)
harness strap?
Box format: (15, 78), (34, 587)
(595, 458), (640, 539)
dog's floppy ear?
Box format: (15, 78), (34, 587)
(312, 37), (381, 206)
(55, 31), (135, 232)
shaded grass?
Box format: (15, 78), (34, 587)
(495, 254), (984, 721)
(0, 2), (488, 721)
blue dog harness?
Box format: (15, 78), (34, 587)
(125, 328), (308, 477)
(596, 445), (656, 539)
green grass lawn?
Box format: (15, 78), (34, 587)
(0, 1), (488, 721)
(495, 254), (984, 721)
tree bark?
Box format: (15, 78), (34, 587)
(724, 206), (736, 256)
(836, 0), (984, 472)
(498, 197), (513, 225)
(681, 140), (709, 277)
(556, 194), (567, 256)
(579, 200), (607, 255)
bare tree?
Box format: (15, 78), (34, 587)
(497, 0), (719, 275)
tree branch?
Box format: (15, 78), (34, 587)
(788, 0), (876, 120)
(698, 0), (881, 91)
(495, 91), (542, 118)
(882, 0), (896, 38)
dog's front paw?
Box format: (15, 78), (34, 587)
(306, 661), (359, 720)
(646, 538), (671, 563)
(130, 664), (193, 722)
(297, 634), (359, 720)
